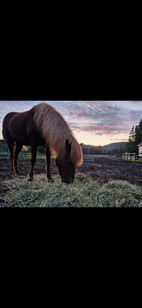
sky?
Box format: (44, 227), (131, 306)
(0, 101), (142, 146)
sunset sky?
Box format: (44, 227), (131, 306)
(0, 101), (142, 146)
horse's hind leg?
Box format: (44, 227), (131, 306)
(28, 144), (38, 181)
(46, 146), (54, 183)
(14, 144), (22, 174)
(8, 141), (15, 172)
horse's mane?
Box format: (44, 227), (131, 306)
(33, 103), (83, 166)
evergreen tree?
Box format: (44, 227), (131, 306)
(38, 146), (45, 154)
(138, 119), (142, 141)
(127, 126), (135, 152)
(134, 119), (142, 153)
(135, 126), (141, 153)
(127, 120), (142, 154)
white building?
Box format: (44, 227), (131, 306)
(137, 142), (142, 157)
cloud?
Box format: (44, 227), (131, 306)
(75, 124), (128, 136)
(0, 101), (142, 142)
(55, 101), (142, 137)
(110, 138), (128, 141)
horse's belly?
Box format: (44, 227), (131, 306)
(10, 129), (30, 145)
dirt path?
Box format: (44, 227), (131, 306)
(0, 156), (142, 207)
(78, 156), (142, 186)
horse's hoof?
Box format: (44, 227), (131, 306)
(48, 178), (54, 183)
(28, 178), (33, 182)
(15, 170), (20, 176)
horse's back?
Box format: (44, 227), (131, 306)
(6, 110), (32, 145)
(4, 109), (45, 146)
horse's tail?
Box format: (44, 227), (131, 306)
(2, 127), (4, 139)
(2, 123), (6, 141)
(2, 112), (17, 142)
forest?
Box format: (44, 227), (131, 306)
(127, 119), (142, 153)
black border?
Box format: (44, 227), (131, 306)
(0, 70), (142, 101)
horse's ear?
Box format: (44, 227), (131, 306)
(65, 139), (71, 154)
(80, 143), (84, 148)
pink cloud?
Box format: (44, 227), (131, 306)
(77, 124), (130, 136)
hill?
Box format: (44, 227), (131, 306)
(103, 142), (127, 153)
(82, 142), (127, 154)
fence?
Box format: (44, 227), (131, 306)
(122, 153), (141, 161)
(0, 141), (8, 153)
(0, 152), (47, 160)
(0, 151), (26, 160)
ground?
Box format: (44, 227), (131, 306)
(0, 156), (142, 207)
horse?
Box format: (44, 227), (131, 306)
(2, 103), (83, 184)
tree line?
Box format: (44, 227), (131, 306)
(127, 119), (142, 153)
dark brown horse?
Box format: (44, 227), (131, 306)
(2, 103), (83, 184)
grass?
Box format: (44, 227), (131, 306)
(117, 157), (142, 163)
(3, 173), (142, 207)
(0, 154), (55, 160)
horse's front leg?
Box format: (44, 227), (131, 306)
(29, 144), (38, 181)
(46, 146), (54, 182)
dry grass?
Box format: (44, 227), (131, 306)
(3, 173), (142, 207)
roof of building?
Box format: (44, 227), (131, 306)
(137, 142), (142, 146)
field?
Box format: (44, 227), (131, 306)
(0, 156), (142, 207)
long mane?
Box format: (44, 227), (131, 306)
(33, 103), (83, 166)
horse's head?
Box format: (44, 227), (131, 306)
(55, 139), (75, 184)
(56, 157), (75, 184)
